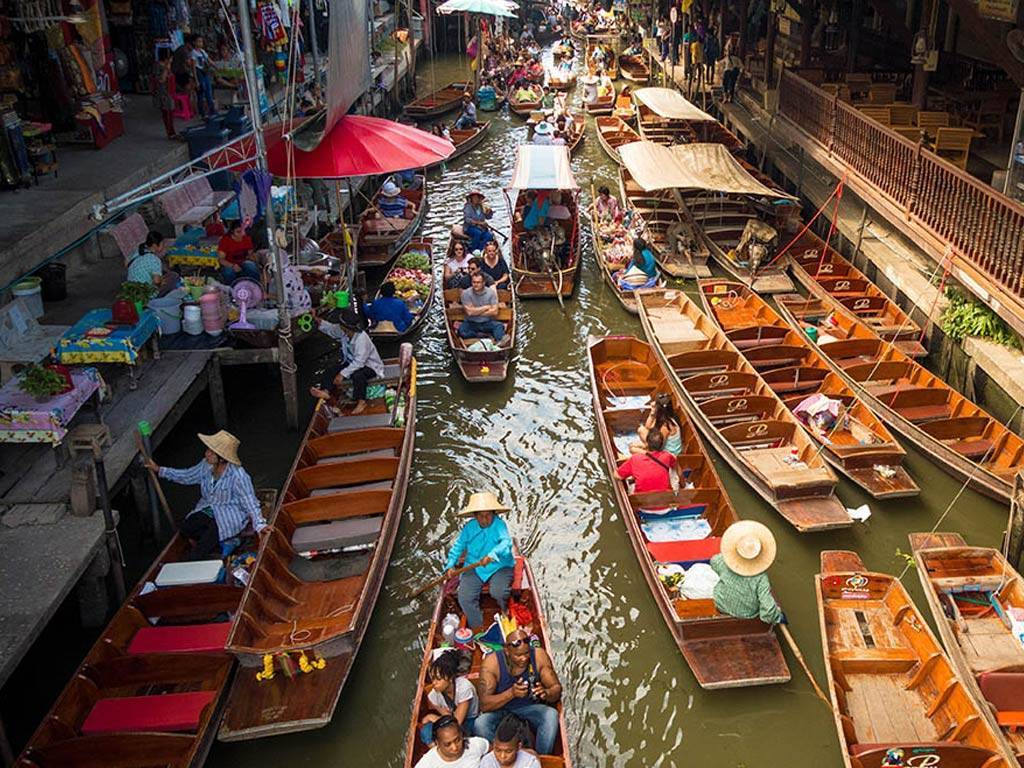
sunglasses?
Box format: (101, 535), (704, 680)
(505, 637), (529, 649)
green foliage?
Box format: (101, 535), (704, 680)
(117, 281), (156, 305)
(18, 364), (67, 399)
(941, 287), (1020, 349)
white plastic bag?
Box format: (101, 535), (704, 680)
(680, 562), (719, 600)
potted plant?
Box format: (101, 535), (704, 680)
(118, 281), (156, 316)
(18, 363), (71, 402)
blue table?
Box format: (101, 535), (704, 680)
(56, 309), (161, 388)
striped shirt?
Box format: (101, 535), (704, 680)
(159, 462), (266, 540)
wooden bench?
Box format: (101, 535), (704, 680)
(932, 127), (974, 170)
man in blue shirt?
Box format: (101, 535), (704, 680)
(364, 281), (414, 333)
(444, 491), (515, 628)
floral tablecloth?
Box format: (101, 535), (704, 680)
(166, 235), (221, 269)
(56, 308), (160, 365)
(0, 367), (102, 444)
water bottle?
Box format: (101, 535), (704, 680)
(441, 613), (459, 644)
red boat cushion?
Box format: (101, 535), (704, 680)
(80, 691), (216, 735)
(979, 671), (1024, 712)
(127, 623), (231, 655)
(646, 538), (721, 566)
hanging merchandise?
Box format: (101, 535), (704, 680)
(258, 1), (288, 45)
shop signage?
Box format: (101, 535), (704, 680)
(977, 0), (1019, 22)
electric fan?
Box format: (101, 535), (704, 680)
(229, 279), (263, 330)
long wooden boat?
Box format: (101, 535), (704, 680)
(425, 121), (491, 171)
(564, 113), (585, 155)
(220, 357), (416, 740)
(618, 54), (650, 83)
(595, 115), (639, 165)
(587, 335), (792, 688)
(613, 85), (634, 122)
(402, 553), (573, 767)
(584, 82), (615, 115)
(14, 534), (246, 768)
(442, 236), (516, 382)
(776, 294), (1024, 502)
(509, 88), (543, 117)
(698, 279), (919, 498)
(910, 531), (1024, 767)
(816, 549), (1014, 768)
(618, 166), (711, 279)
(634, 92), (743, 150)
(547, 65), (577, 90)
(369, 237), (435, 341)
(585, 35), (618, 79)
(358, 176), (428, 269)
(636, 288), (851, 532)
(403, 82), (470, 118)
(590, 197), (662, 314)
(786, 231), (927, 357)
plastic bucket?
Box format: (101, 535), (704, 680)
(12, 278), (43, 319)
(149, 293), (183, 335)
(39, 263), (67, 302)
(182, 304), (203, 335)
(199, 292), (225, 334)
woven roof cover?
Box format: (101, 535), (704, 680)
(632, 87), (715, 121)
(507, 145), (579, 191)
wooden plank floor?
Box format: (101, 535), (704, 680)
(846, 673), (938, 743)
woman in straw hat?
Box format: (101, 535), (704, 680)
(443, 491), (516, 629)
(710, 520), (785, 625)
(145, 430), (267, 560)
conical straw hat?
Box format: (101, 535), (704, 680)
(720, 520), (777, 576)
(198, 430), (242, 465)
(459, 491), (510, 516)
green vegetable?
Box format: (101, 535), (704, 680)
(941, 286), (1020, 348)
(396, 250), (431, 270)
(18, 364), (67, 399)
(117, 281), (156, 304)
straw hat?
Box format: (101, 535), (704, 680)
(199, 430), (242, 465)
(466, 190), (485, 200)
(459, 491), (510, 516)
(720, 520), (777, 576)
(381, 180), (402, 197)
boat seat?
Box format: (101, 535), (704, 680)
(316, 448), (396, 465)
(291, 515), (383, 552)
(949, 438), (995, 460)
(328, 413), (393, 432)
(979, 671), (1024, 714)
(308, 480), (393, 497)
(897, 404), (953, 423)
(80, 691), (216, 734)
(645, 537), (721, 567)
(127, 623), (231, 655)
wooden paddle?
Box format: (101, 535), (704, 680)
(779, 624), (833, 709)
(134, 430), (176, 530)
(408, 558), (489, 600)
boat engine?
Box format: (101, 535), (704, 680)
(735, 220), (779, 272)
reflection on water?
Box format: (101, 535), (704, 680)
(207, 52), (1009, 767)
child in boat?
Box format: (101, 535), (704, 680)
(420, 650), (480, 745)
(479, 714), (541, 768)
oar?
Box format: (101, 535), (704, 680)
(134, 430), (176, 530)
(779, 624), (832, 708)
(408, 558), (488, 599)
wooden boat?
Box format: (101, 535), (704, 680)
(590, 197), (662, 314)
(587, 335), (792, 688)
(358, 176), (428, 269)
(613, 85), (634, 122)
(403, 553), (573, 767)
(564, 114), (585, 155)
(776, 294), (1024, 502)
(584, 81), (616, 115)
(910, 531), (1024, 767)
(508, 145), (582, 299)
(787, 230), (928, 357)
(636, 288), (851, 532)
(595, 115), (639, 165)
(14, 534), (248, 768)
(509, 88), (543, 117)
(547, 65), (577, 91)
(618, 166), (711, 278)
(634, 87), (742, 151)
(816, 549), (1014, 768)
(585, 35), (618, 79)
(369, 237), (435, 340)
(698, 279), (919, 498)
(404, 82), (470, 118)
(442, 236), (516, 383)
(425, 121), (491, 170)
(220, 358), (416, 740)
(618, 54), (650, 83)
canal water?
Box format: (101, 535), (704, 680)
(194, 51), (1007, 767)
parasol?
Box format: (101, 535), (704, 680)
(436, 0), (518, 17)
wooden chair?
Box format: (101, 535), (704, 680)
(888, 103), (918, 127)
(932, 127), (974, 170)
(868, 83), (898, 104)
(917, 111), (950, 134)
(961, 94), (1008, 143)
(858, 106), (892, 126)
(893, 126), (925, 143)
(845, 73), (872, 99)
(822, 83), (852, 102)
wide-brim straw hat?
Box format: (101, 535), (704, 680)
(459, 491), (510, 516)
(534, 121), (554, 135)
(199, 430), (242, 465)
(381, 180), (402, 197)
(720, 520), (777, 576)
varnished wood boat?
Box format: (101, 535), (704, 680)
(595, 115), (639, 165)
(403, 82), (470, 118)
(786, 231), (928, 357)
(509, 89), (543, 117)
(358, 176), (428, 269)
(613, 85), (634, 122)
(585, 35), (618, 79)
(776, 294), (1024, 502)
(369, 237), (434, 341)
(910, 531), (1024, 766)
(220, 358), (416, 740)
(584, 83), (616, 115)
(564, 114), (585, 155)
(637, 288), (851, 532)
(816, 549), (1014, 768)
(14, 534), (247, 768)
(634, 87), (741, 150)
(698, 279), (919, 498)
(618, 54), (650, 83)
(403, 552), (573, 767)
(590, 197), (662, 314)
(425, 121), (491, 171)
(442, 236), (516, 383)
(587, 335), (792, 688)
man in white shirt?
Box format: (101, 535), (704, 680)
(414, 716), (489, 768)
(310, 306), (385, 414)
(479, 715), (541, 768)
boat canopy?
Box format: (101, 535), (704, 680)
(507, 145), (579, 191)
(619, 141), (798, 199)
(632, 87), (715, 121)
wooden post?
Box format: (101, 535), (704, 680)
(765, 10), (777, 88)
(209, 355), (228, 429)
(739, 0), (749, 58)
(1008, 473), (1024, 572)
(847, 0), (863, 72)
(852, 206), (869, 269)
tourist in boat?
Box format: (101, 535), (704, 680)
(310, 306), (385, 415)
(455, 92), (478, 130)
(459, 273), (505, 343)
(476, 629), (562, 755)
(616, 430), (676, 493)
(532, 121), (555, 145)
(633, 393), (683, 455)
(445, 239), (473, 289)
(217, 220), (262, 285)
(480, 241), (510, 288)
(144, 430), (267, 560)
(463, 191), (495, 252)
(414, 716), (489, 768)
(364, 280), (413, 333)
(710, 521), (785, 625)
(540, 86), (555, 110)
(376, 179), (416, 220)
(551, 118), (567, 146)
(420, 649), (481, 745)
(444, 491), (515, 627)
(596, 72), (613, 99)
(594, 186), (621, 222)
(521, 190), (549, 231)
(480, 715), (541, 768)
(466, 257), (496, 287)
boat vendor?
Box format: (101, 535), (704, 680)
(476, 628), (562, 755)
(593, 186), (621, 222)
(444, 491), (515, 628)
(455, 92), (478, 130)
(217, 220), (262, 285)
(364, 280), (414, 333)
(414, 715), (489, 768)
(463, 191), (495, 252)
(625, 238), (658, 280)
(711, 521), (785, 625)
(144, 430), (267, 560)
(377, 180), (417, 220)
(127, 231), (180, 296)
(310, 306), (385, 415)
(480, 715), (541, 768)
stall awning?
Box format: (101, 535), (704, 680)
(632, 87), (715, 121)
(507, 145), (579, 191)
(619, 141), (797, 199)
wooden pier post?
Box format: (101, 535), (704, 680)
(1008, 472), (1024, 572)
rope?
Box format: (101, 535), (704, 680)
(917, 246), (954, 345)
(763, 173), (845, 269)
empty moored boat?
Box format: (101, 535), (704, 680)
(425, 121), (492, 170)
(595, 115), (640, 165)
(404, 82), (470, 118)
(618, 54), (650, 83)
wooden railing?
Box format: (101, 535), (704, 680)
(778, 69), (1024, 311)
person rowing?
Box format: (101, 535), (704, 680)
(711, 521), (785, 625)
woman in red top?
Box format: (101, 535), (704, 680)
(217, 221), (262, 284)
(616, 430), (676, 494)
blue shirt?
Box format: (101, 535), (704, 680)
(379, 196), (408, 218)
(364, 296), (414, 332)
(445, 516), (514, 581)
(159, 462), (267, 540)
(127, 251), (163, 284)
(523, 198), (549, 230)
(636, 248), (658, 277)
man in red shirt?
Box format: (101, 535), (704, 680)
(217, 221), (262, 284)
(616, 430), (676, 493)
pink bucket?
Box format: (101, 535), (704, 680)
(199, 292), (225, 334)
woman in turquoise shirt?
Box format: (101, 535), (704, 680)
(444, 491), (515, 628)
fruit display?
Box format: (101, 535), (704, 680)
(386, 248), (432, 304)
